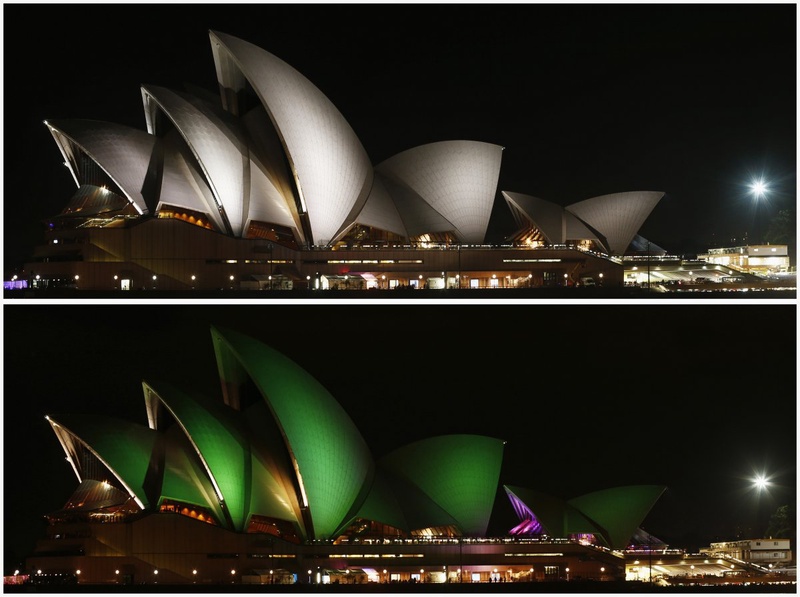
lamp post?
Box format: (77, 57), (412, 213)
(751, 472), (772, 535)
(750, 179), (768, 244)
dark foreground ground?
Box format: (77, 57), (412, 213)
(5, 580), (796, 594)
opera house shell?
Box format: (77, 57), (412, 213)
(22, 30), (664, 292)
(504, 485), (667, 550)
(26, 326), (666, 585)
(44, 325), (506, 543)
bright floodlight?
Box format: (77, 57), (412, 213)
(750, 179), (768, 198)
(753, 474), (770, 491)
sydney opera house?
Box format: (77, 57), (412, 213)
(23, 30), (665, 292)
(24, 326), (667, 586)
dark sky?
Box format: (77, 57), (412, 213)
(2, 2), (797, 272)
(3, 303), (797, 566)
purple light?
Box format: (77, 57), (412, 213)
(510, 518), (543, 535)
(507, 493), (545, 536)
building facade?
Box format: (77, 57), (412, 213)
(699, 245), (791, 276)
(701, 539), (793, 567)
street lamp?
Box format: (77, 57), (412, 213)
(750, 179), (768, 199)
(753, 474), (771, 491)
(749, 178), (769, 244)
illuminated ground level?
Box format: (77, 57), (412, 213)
(12, 219), (794, 295)
(16, 217), (622, 292)
(18, 514), (790, 587)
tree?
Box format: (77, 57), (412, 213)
(764, 208), (797, 245)
(764, 504), (795, 540)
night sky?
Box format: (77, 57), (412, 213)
(3, 303), (797, 567)
(2, 2), (797, 273)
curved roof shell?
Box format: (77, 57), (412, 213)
(142, 85), (249, 236)
(142, 380), (251, 531)
(504, 486), (602, 539)
(568, 484), (666, 550)
(502, 191), (565, 243)
(210, 325), (374, 539)
(241, 107), (304, 238)
(566, 191), (664, 255)
(380, 434), (505, 536)
(376, 141), (503, 243)
(44, 119), (156, 215)
(159, 425), (229, 524)
(238, 400), (307, 534)
(356, 174), (410, 238)
(504, 484), (666, 549)
(46, 414), (158, 510)
(209, 30), (374, 246)
(158, 131), (227, 231)
(352, 469), (410, 532)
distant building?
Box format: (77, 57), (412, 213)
(701, 538), (793, 567)
(699, 244), (791, 276)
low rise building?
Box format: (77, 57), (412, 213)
(701, 538), (792, 567)
(699, 245), (791, 276)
